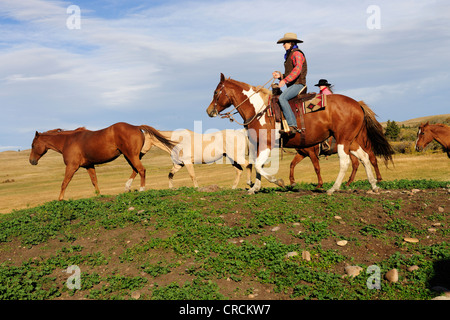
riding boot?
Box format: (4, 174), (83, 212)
(321, 140), (330, 153)
(279, 126), (299, 136)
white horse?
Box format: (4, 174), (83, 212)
(159, 129), (253, 189)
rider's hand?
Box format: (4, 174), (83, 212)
(272, 71), (281, 79)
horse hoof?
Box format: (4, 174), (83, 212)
(247, 189), (255, 195)
(326, 189), (335, 195)
(276, 179), (285, 187)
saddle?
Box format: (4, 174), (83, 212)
(268, 86), (327, 132)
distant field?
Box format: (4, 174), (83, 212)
(0, 148), (448, 214)
(380, 113), (450, 127)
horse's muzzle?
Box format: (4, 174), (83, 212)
(206, 103), (218, 117)
(207, 108), (218, 118)
(29, 158), (38, 165)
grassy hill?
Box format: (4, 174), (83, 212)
(381, 114), (450, 128)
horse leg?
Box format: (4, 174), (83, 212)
(308, 150), (324, 188)
(59, 164), (79, 201)
(346, 154), (360, 186)
(168, 163), (183, 189)
(368, 152), (382, 182)
(184, 163), (198, 188)
(231, 163), (243, 189)
(86, 166), (100, 195)
(327, 144), (351, 195)
(248, 148), (284, 194)
(350, 145), (379, 191)
(124, 155), (146, 191)
(125, 171), (138, 192)
(289, 152), (305, 186)
(245, 162), (253, 187)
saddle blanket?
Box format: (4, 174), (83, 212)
(269, 93), (327, 123)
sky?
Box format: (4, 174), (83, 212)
(0, 0), (449, 151)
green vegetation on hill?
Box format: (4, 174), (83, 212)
(0, 179), (448, 301)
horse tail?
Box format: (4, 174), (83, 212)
(139, 125), (177, 151)
(359, 101), (395, 166)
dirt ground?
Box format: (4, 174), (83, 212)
(2, 186), (448, 300)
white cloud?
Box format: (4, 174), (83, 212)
(0, 0), (449, 150)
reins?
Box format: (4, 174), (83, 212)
(217, 77), (275, 126)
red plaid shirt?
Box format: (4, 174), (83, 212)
(284, 51), (305, 83)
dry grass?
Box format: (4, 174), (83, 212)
(0, 148), (448, 214)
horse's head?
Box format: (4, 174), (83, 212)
(29, 131), (48, 165)
(206, 73), (233, 118)
(415, 122), (432, 152)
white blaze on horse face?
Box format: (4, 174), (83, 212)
(415, 128), (421, 149)
(243, 88), (267, 126)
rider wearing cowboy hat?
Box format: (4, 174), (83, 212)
(272, 32), (307, 136)
(315, 79), (334, 95)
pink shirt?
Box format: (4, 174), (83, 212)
(320, 87), (333, 95)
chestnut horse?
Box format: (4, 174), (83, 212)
(29, 122), (176, 200)
(415, 122), (450, 158)
(206, 74), (393, 194)
(289, 135), (383, 187)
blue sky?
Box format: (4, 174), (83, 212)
(0, 0), (449, 151)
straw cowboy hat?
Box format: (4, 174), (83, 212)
(277, 32), (303, 44)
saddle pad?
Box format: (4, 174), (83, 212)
(270, 93), (326, 122)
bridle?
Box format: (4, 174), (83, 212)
(213, 77), (274, 126)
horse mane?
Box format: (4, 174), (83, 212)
(226, 78), (272, 103)
(41, 127), (87, 135)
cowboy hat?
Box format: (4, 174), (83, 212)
(277, 32), (303, 44)
(314, 79), (332, 87)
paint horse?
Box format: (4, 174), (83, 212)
(157, 129), (253, 189)
(415, 122), (450, 158)
(29, 122), (176, 200)
(289, 134), (383, 187)
(207, 73), (393, 194)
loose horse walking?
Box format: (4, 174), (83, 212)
(206, 74), (393, 194)
(127, 129), (253, 189)
(29, 122), (176, 200)
(415, 122), (450, 158)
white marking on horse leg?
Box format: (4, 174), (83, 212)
(351, 147), (378, 191)
(139, 187), (145, 192)
(327, 144), (351, 195)
(248, 177), (261, 194)
(125, 178), (133, 191)
(255, 149), (276, 182)
(250, 148), (284, 190)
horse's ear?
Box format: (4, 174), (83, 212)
(220, 73), (225, 82)
(35, 131), (39, 137)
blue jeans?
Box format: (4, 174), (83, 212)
(279, 84), (304, 127)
